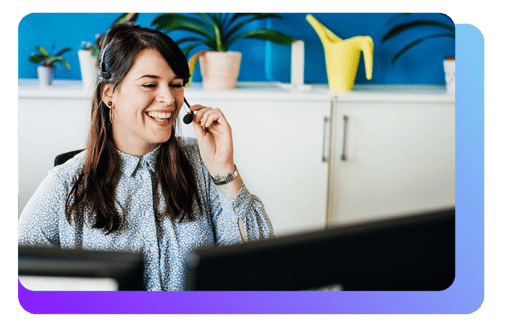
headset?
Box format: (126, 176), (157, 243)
(182, 98), (194, 124)
(98, 43), (113, 83)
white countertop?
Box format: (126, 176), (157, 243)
(18, 79), (455, 103)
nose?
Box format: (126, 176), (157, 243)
(156, 85), (175, 107)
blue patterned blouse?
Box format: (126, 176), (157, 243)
(18, 137), (274, 291)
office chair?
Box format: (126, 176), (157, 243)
(54, 150), (84, 167)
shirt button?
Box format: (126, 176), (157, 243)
(234, 207), (240, 214)
(141, 174), (149, 180)
(145, 210), (151, 218)
(150, 247), (156, 253)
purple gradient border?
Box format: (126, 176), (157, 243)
(18, 24), (484, 314)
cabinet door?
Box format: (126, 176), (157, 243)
(178, 99), (331, 236)
(329, 101), (455, 225)
(18, 98), (90, 216)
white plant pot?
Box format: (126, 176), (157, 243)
(37, 65), (54, 87)
(199, 51), (242, 90)
(78, 49), (98, 89)
(443, 57), (455, 93)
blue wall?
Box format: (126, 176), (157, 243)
(18, 13), (455, 85)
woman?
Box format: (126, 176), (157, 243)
(18, 22), (273, 291)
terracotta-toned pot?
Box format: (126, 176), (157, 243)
(199, 51), (242, 90)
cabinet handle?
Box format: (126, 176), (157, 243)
(322, 116), (328, 162)
(341, 115), (348, 161)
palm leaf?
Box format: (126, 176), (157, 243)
(151, 14), (215, 47)
(113, 13), (128, 24)
(50, 57), (71, 71)
(391, 32), (455, 64)
(225, 13), (282, 44)
(113, 13), (139, 24)
(382, 20), (455, 42)
(385, 13), (411, 25)
(152, 13), (208, 32)
(29, 55), (46, 64)
(223, 13), (253, 31)
(181, 43), (202, 58)
(176, 37), (207, 46)
(227, 29), (295, 48)
(55, 47), (72, 57)
(198, 13), (223, 51)
(35, 46), (50, 57)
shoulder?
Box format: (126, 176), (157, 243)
(176, 137), (207, 175)
(178, 136), (198, 150)
(177, 137), (200, 160)
(51, 150), (86, 185)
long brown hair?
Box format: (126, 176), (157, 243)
(65, 22), (203, 234)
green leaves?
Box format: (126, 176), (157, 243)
(28, 45), (72, 71)
(28, 55), (46, 64)
(91, 46), (100, 57)
(50, 58), (71, 71)
(228, 29), (295, 49)
(151, 13), (294, 56)
(390, 33), (455, 64)
(381, 14), (455, 64)
(113, 13), (139, 24)
(55, 47), (72, 57)
(382, 20), (455, 42)
(35, 46), (50, 57)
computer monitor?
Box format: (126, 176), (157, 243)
(185, 207), (455, 291)
(18, 246), (145, 291)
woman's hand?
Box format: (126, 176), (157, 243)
(189, 105), (235, 178)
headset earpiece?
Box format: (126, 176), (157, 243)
(183, 98), (193, 124)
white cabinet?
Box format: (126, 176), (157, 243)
(18, 81), (92, 217)
(327, 86), (455, 225)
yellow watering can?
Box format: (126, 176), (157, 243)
(306, 14), (373, 92)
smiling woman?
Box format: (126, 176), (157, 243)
(18, 22), (274, 291)
(102, 49), (185, 156)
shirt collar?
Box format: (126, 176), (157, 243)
(118, 144), (160, 177)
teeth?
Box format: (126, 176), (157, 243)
(147, 112), (171, 120)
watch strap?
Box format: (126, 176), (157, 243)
(210, 165), (238, 186)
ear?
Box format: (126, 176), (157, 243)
(101, 83), (115, 107)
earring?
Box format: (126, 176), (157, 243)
(108, 101), (112, 107)
(109, 108), (113, 123)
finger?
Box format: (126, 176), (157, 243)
(202, 111), (223, 128)
(192, 107), (213, 124)
(201, 108), (228, 127)
(189, 104), (208, 112)
(191, 116), (207, 138)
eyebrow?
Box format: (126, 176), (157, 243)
(137, 74), (184, 81)
(137, 74), (161, 80)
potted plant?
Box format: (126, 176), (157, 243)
(151, 13), (295, 90)
(29, 45), (72, 87)
(78, 38), (101, 88)
(381, 13), (455, 92)
(78, 13), (139, 88)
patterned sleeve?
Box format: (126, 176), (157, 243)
(183, 137), (274, 246)
(208, 179), (274, 245)
(18, 168), (68, 247)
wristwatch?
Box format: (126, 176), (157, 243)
(210, 165), (238, 185)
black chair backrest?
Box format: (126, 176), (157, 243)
(54, 150), (84, 167)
